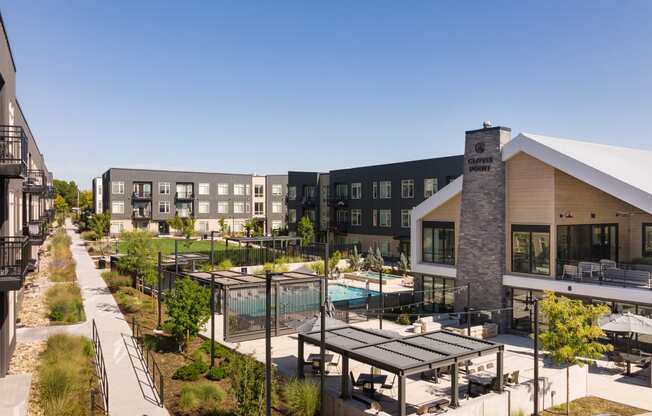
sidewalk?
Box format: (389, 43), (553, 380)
(64, 222), (168, 415)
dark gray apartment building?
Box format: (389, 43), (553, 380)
(287, 156), (463, 257)
(0, 11), (54, 378)
(96, 168), (287, 236)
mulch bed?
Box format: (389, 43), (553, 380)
(542, 396), (647, 416)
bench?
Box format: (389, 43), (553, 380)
(604, 268), (651, 288)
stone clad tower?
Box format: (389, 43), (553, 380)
(455, 125), (511, 325)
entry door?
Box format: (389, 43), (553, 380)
(591, 224), (618, 261)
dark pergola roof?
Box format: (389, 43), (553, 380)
(179, 269), (319, 289)
(299, 326), (502, 376)
(225, 236), (302, 244)
(160, 253), (210, 266)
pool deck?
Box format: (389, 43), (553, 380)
(333, 277), (412, 294)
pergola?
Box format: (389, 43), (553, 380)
(224, 236), (302, 249)
(298, 326), (504, 416)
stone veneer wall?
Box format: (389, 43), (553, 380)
(455, 127), (511, 323)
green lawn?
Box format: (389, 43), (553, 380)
(118, 238), (227, 255)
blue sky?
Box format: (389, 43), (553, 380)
(2, 1), (652, 188)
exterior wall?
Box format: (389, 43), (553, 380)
(92, 177), (102, 214)
(287, 171), (322, 235)
(342, 233), (399, 256)
(422, 193), (461, 264)
(265, 174), (288, 234)
(456, 127), (511, 316)
(252, 175), (266, 221)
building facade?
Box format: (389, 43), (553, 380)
(287, 156), (464, 258)
(92, 176), (102, 214)
(411, 124), (652, 337)
(97, 168), (287, 236)
(0, 11), (54, 377)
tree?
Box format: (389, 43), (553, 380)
(218, 218), (229, 235)
(78, 190), (93, 211)
(53, 179), (80, 208)
(230, 353), (276, 416)
(398, 252), (410, 275)
(167, 215), (196, 245)
(348, 246), (362, 272)
(89, 212), (111, 239)
(537, 291), (612, 415)
(297, 216), (314, 245)
(164, 277), (210, 350)
(117, 231), (157, 287)
(54, 194), (69, 214)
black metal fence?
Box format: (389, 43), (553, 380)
(131, 318), (165, 406)
(0, 125), (28, 177)
(0, 236), (30, 279)
(331, 290), (417, 324)
(91, 319), (109, 415)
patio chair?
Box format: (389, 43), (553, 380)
(328, 354), (341, 374)
(380, 374), (397, 397)
(350, 371), (365, 391)
(600, 259), (617, 274)
(507, 370), (520, 385)
(562, 264), (578, 280)
(578, 261), (601, 280)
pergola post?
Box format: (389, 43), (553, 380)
(341, 356), (350, 399)
(297, 337), (305, 379)
(496, 348), (504, 393)
(398, 373), (406, 416)
(451, 363), (459, 408)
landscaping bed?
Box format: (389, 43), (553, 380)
(542, 396), (647, 415)
(44, 229), (85, 324)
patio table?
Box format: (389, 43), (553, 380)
(618, 352), (651, 377)
(356, 373), (387, 399)
(466, 372), (495, 394)
(307, 353), (333, 374)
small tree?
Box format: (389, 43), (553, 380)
(398, 252), (409, 276)
(297, 216), (314, 245)
(164, 277), (210, 350)
(218, 218), (229, 235)
(230, 353), (276, 416)
(538, 291), (612, 415)
(54, 194), (69, 214)
(117, 231), (157, 288)
(89, 212), (111, 240)
(348, 246), (362, 272)
(167, 215), (196, 245)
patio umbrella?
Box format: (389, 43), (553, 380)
(599, 312), (652, 335)
(367, 328), (402, 338)
(286, 314), (347, 333)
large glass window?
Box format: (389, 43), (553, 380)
(335, 183), (348, 199)
(557, 224), (618, 264)
(254, 185), (264, 198)
(421, 221), (455, 265)
(401, 210), (411, 228)
(643, 223), (652, 257)
(424, 178), (438, 198)
(512, 225), (550, 275)
(379, 210), (391, 227)
(272, 184), (283, 196)
(351, 183), (362, 199)
(303, 185), (316, 200)
(112, 181), (124, 195)
(379, 181), (391, 199)
(218, 183), (229, 195)
(198, 183), (210, 195)
(401, 179), (414, 199)
(288, 209), (297, 223)
(288, 186), (296, 201)
(351, 209), (361, 226)
(159, 182), (170, 195)
(420, 275), (455, 313)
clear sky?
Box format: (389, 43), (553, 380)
(2, 1), (651, 188)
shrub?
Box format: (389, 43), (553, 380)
(396, 314), (411, 325)
(178, 383), (226, 411)
(163, 277), (210, 350)
(115, 288), (142, 313)
(217, 259), (233, 270)
(143, 334), (161, 352)
(284, 379), (320, 416)
(206, 365), (227, 381)
(101, 270), (132, 291)
(172, 360), (208, 381)
(309, 262), (324, 275)
(230, 352), (277, 416)
(46, 284), (85, 324)
(38, 334), (94, 416)
(199, 340), (233, 361)
(80, 230), (98, 241)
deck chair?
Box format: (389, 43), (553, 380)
(380, 374), (397, 398)
(328, 354), (341, 374)
(562, 264), (578, 280)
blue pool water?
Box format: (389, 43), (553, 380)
(328, 283), (378, 302)
(356, 271), (402, 281)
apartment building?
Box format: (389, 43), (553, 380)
(97, 168), (287, 236)
(92, 176), (102, 214)
(411, 124), (652, 335)
(0, 11), (54, 377)
(287, 156), (464, 257)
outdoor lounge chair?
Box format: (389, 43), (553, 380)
(328, 354), (341, 373)
(578, 261), (601, 279)
(416, 398), (450, 415)
(380, 374), (397, 397)
(562, 264), (578, 279)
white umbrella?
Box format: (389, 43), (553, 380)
(286, 314), (347, 333)
(599, 312), (652, 335)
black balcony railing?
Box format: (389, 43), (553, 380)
(23, 169), (47, 193)
(46, 185), (55, 198)
(328, 195), (349, 207)
(132, 191), (152, 200)
(332, 222), (348, 234)
(132, 209), (152, 219)
(175, 192), (194, 201)
(0, 125), (28, 178)
(24, 219), (47, 245)
(0, 236), (30, 287)
(556, 259), (652, 290)
(301, 196), (317, 206)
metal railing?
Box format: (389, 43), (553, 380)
(91, 319), (109, 415)
(0, 236), (30, 279)
(24, 219), (47, 245)
(23, 169), (46, 192)
(0, 125), (28, 177)
(132, 191), (152, 199)
(556, 259), (652, 289)
(175, 191), (194, 200)
(131, 318), (165, 406)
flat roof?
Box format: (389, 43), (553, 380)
(225, 236), (302, 243)
(176, 269), (320, 288)
(300, 326), (502, 376)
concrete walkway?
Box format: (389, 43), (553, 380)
(17, 222), (168, 416)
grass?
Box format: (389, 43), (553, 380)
(178, 383), (226, 412)
(45, 283), (85, 324)
(49, 229), (77, 282)
(542, 396), (646, 416)
(283, 379), (320, 416)
(118, 238), (227, 255)
(37, 334), (95, 416)
(101, 270), (132, 292)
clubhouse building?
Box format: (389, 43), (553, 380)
(410, 123), (652, 335)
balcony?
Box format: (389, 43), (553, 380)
(328, 195), (349, 207)
(24, 219), (47, 245)
(132, 208), (152, 220)
(0, 125), (28, 178)
(175, 192), (194, 201)
(132, 190), (152, 200)
(332, 222), (348, 234)
(0, 236), (30, 290)
(301, 196), (317, 207)
(23, 169), (47, 193)
(555, 259), (652, 290)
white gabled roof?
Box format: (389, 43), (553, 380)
(503, 133), (652, 215)
(411, 175), (463, 219)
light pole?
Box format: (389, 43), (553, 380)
(265, 270), (273, 416)
(157, 252), (162, 329)
(379, 263), (383, 329)
(525, 294), (540, 416)
(466, 282), (471, 336)
(320, 235), (329, 416)
(210, 231), (216, 368)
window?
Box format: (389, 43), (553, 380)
(159, 182), (170, 195)
(176, 202), (193, 217)
(176, 183), (193, 198)
(245, 202), (251, 213)
(401, 209), (411, 228)
(272, 184), (283, 196)
(110, 222), (124, 235)
(372, 182), (378, 199)
(112, 201), (124, 214)
(351, 183), (362, 199)
(351, 209), (361, 226)
(421, 275), (456, 314)
(379, 181), (391, 199)
(288, 186), (297, 200)
(198, 201), (210, 214)
(112, 181), (124, 195)
(159, 201), (170, 214)
(401, 179), (414, 199)
(372, 209), (378, 226)
(422, 221), (455, 265)
(336, 209), (348, 224)
(233, 183), (245, 195)
(271, 220), (282, 230)
(198, 221), (209, 233)
(289, 209), (297, 223)
(272, 202), (282, 214)
(644, 224), (652, 257)
(305, 209), (316, 222)
(233, 202), (244, 214)
(379, 209), (391, 227)
(335, 183), (348, 199)
(303, 185), (316, 200)
(424, 178), (438, 198)
(218, 201), (228, 214)
(218, 183), (229, 195)
(133, 182), (151, 197)
(198, 183), (210, 195)
(254, 185), (264, 198)
(245, 184), (251, 195)
(254, 202), (264, 216)
(512, 225), (550, 275)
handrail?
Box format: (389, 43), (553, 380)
(91, 319), (109, 415)
(131, 317), (165, 406)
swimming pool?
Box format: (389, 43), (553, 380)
(328, 283), (378, 302)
